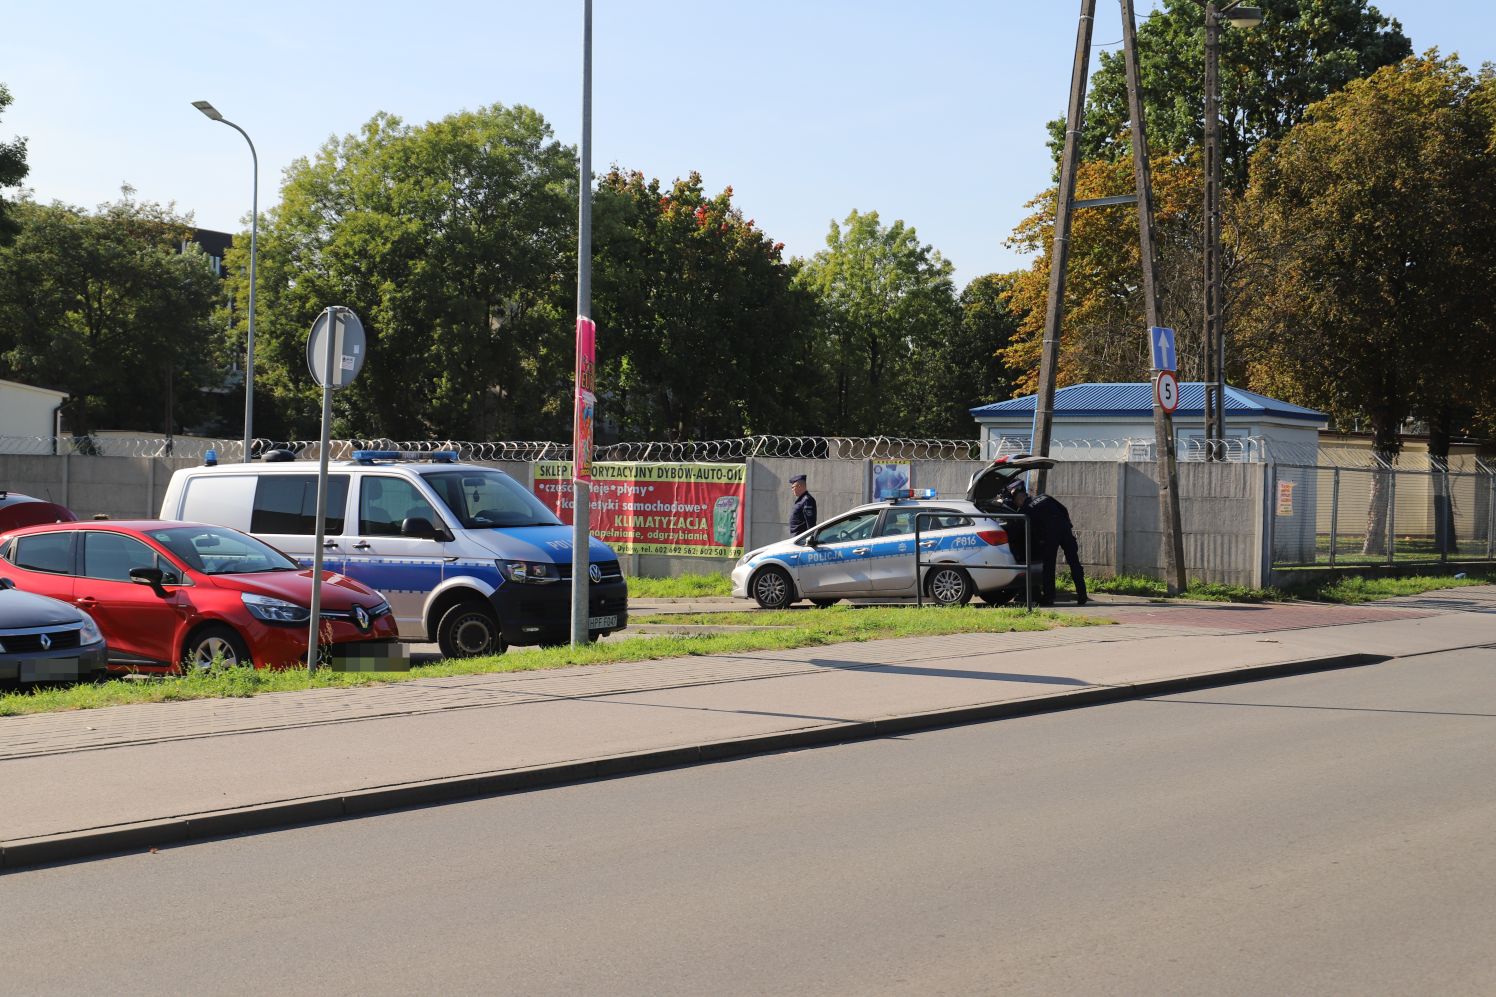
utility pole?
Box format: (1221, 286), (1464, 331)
(1031, 0), (1098, 496)
(1202, 1), (1221, 460)
(1121, 0), (1189, 593)
(570, 0), (594, 647)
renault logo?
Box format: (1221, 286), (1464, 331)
(588, 564), (602, 584)
(40, 633), (52, 651)
(353, 606), (370, 631)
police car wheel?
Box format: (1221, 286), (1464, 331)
(926, 566), (974, 607)
(751, 566), (794, 610)
(437, 602), (505, 658)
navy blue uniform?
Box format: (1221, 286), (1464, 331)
(1028, 494), (1087, 605)
(789, 491), (818, 536)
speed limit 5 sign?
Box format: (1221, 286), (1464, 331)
(1155, 370), (1180, 414)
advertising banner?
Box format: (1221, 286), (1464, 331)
(534, 462), (746, 557)
(573, 317), (596, 483)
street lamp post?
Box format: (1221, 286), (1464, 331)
(192, 99), (258, 464)
(1199, 3), (1261, 460)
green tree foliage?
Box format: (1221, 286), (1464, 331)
(591, 169), (819, 440)
(227, 105), (577, 440)
(1002, 156), (1209, 394)
(795, 211), (961, 435)
(1238, 53), (1496, 464)
(0, 83), (30, 244)
(1051, 0), (1411, 188)
(0, 193), (222, 437)
(913, 273), (1023, 434)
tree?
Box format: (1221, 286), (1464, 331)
(590, 169), (819, 440)
(912, 273), (1023, 436)
(0, 193), (223, 438)
(1050, 0), (1412, 188)
(225, 105), (577, 440)
(1238, 53), (1496, 549)
(0, 83), (30, 245)
(794, 210), (961, 436)
(1001, 156), (1213, 394)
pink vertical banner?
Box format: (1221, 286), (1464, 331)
(574, 317), (596, 483)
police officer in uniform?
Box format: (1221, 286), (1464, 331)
(788, 473), (818, 536)
(1007, 479), (1088, 607)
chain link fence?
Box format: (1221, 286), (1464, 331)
(1271, 463), (1496, 567)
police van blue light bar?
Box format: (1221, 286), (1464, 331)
(878, 487), (937, 501)
(351, 450), (459, 464)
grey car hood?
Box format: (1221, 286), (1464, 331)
(0, 588), (84, 628)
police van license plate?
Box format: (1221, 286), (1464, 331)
(588, 615), (618, 630)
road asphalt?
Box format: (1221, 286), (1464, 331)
(2, 586), (1493, 870)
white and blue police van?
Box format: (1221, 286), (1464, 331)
(730, 456), (1052, 609)
(159, 451), (628, 657)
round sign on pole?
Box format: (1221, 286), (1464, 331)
(1155, 370), (1180, 414)
(306, 307), (367, 391)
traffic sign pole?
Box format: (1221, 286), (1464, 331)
(302, 305), (366, 669)
(307, 307), (337, 669)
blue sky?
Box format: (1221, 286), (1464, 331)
(4, 2), (1492, 286)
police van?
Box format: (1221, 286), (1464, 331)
(159, 451), (628, 657)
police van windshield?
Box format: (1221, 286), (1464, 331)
(422, 470), (562, 529)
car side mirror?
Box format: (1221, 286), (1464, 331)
(401, 517), (451, 542)
(129, 566), (167, 595)
(0, 577), (13, 590)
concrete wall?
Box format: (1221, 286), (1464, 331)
(1112, 461), (1268, 587)
(2, 453), (1272, 586)
(0, 454), (200, 520)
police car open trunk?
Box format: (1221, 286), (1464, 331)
(966, 455), (1055, 513)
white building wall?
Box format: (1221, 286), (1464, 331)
(0, 379), (67, 445)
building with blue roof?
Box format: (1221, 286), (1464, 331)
(969, 382), (1327, 461)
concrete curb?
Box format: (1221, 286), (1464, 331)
(0, 651), (1386, 872)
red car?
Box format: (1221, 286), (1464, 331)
(0, 520), (401, 671)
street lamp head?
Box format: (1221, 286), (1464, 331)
(191, 100), (223, 121)
(1225, 6), (1263, 28)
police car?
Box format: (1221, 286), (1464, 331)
(731, 456), (1053, 609)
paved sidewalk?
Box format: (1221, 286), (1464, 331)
(3, 588), (1493, 869)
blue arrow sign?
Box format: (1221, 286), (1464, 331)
(1150, 326), (1176, 372)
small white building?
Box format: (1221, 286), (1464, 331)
(970, 382), (1327, 461)
(0, 378), (68, 448)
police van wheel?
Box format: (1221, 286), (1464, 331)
(926, 566), (974, 607)
(437, 602), (505, 658)
(751, 566), (794, 610)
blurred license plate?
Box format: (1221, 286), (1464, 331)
(588, 615), (618, 629)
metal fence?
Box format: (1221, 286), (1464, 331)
(1271, 463), (1496, 567)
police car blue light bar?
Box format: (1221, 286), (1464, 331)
(351, 450), (459, 464)
(877, 487), (937, 501)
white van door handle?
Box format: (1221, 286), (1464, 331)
(352, 541), (372, 551)
(323, 540), (339, 549)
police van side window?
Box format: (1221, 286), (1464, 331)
(358, 477), (441, 537)
(251, 475), (349, 535)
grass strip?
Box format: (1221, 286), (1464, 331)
(1065, 570), (1490, 604)
(1312, 573), (1491, 604)
(625, 573), (734, 598)
(0, 605), (1099, 718)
